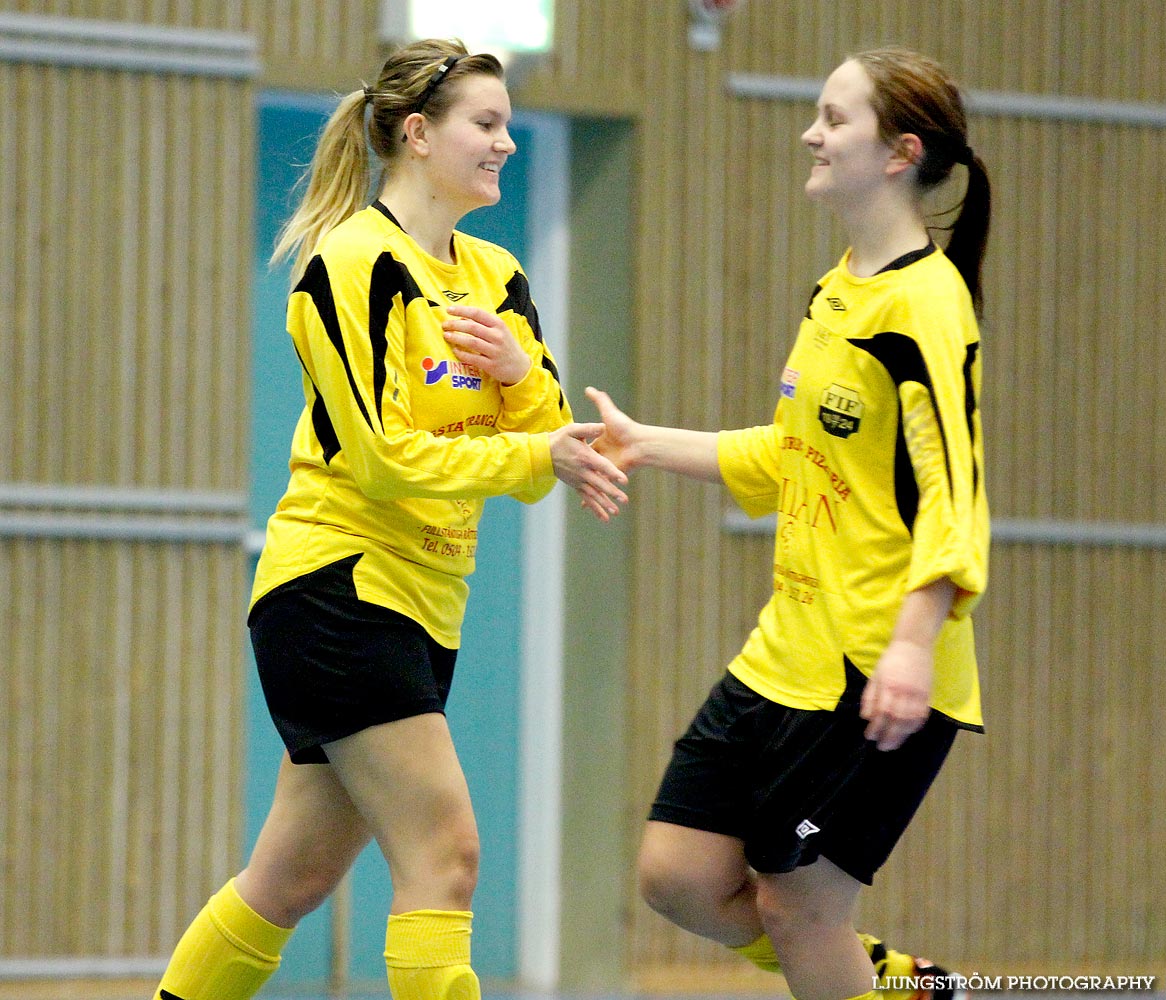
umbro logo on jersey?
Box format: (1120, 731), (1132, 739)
(442, 289), (469, 301)
(795, 818), (820, 840)
(827, 296), (847, 311)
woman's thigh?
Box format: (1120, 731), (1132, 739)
(238, 753), (374, 925)
(324, 712), (479, 911)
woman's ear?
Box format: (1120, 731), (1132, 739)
(401, 112), (429, 153)
(887, 132), (923, 176)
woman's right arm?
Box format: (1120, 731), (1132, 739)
(585, 387), (722, 482)
(289, 255), (626, 510)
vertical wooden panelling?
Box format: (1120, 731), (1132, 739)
(0, 62), (250, 493)
(0, 539), (246, 955)
(243, 0), (380, 91)
(1, 36), (252, 962)
(2, 1), (377, 87)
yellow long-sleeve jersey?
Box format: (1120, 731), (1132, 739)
(718, 246), (989, 729)
(252, 203), (571, 647)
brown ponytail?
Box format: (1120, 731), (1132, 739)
(853, 47), (992, 317)
(943, 151), (991, 317)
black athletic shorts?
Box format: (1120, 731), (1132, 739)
(648, 663), (957, 884)
(248, 554), (457, 764)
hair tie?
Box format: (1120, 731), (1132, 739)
(363, 85), (374, 103)
(957, 144), (974, 166)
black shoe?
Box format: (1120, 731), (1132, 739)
(910, 958), (969, 1000)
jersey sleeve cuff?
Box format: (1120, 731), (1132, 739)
(528, 431), (554, 483)
(718, 428), (782, 518)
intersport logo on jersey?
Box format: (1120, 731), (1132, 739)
(421, 357), (483, 390)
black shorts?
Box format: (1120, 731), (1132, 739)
(648, 666), (957, 884)
(248, 554), (457, 764)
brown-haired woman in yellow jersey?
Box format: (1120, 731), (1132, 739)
(589, 48), (990, 1000)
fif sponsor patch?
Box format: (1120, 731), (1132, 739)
(818, 383), (863, 438)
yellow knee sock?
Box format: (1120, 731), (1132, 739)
(733, 931), (919, 984)
(384, 909), (480, 1000)
(860, 931), (921, 986)
(152, 878), (294, 1000)
(731, 932), (783, 973)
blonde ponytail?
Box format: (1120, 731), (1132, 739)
(269, 40), (504, 285)
(270, 89), (371, 283)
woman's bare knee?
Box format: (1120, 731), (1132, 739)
(325, 716), (484, 912)
(238, 857), (344, 926)
(237, 756), (372, 926)
(637, 823), (759, 944)
(382, 802), (480, 912)
(637, 839), (687, 916)
(755, 861), (860, 951)
(637, 823), (709, 916)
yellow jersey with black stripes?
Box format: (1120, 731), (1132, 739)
(251, 202), (571, 647)
(717, 245), (988, 729)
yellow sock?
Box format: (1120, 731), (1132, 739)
(731, 932), (782, 973)
(732, 931), (920, 984)
(384, 909), (480, 1000)
(846, 991), (880, 1000)
(859, 931), (920, 986)
(152, 878), (294, 1000)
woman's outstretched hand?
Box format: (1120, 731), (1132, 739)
(549, 423), (629, 522)
(442, 305), (532, 386)
(584, 387), (641, 473)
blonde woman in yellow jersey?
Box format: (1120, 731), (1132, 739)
(152, 39), (627, 1000)
(589, 48), (990, 1000)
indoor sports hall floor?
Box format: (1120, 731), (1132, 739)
(5, 983), (1165, 999)
(486, 981), (1166, 1000)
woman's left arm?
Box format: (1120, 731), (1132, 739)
(443, 300), (570, 435)
(442, 303), (535, 389)
(859, 576), (956, 751)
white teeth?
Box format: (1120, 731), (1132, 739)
(481, 163), (499, 173)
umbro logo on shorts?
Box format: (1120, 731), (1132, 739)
(795, 818), (820, 840)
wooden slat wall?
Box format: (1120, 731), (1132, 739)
(1, 1), (379, 88)
(0, 44), (252, 959)
(1, 541), (245, 954)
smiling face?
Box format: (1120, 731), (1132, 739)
(801, 59), (899, 207)
(423, 74), (516, 214)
